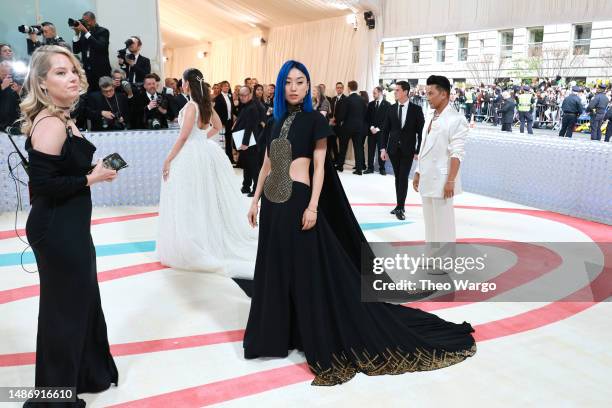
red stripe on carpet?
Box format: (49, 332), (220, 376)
(0, 212), (159, 240)
(0, 262), (166, 305)
(108, 363), (313, 408)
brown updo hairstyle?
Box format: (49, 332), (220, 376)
(182, 68), (212, 125)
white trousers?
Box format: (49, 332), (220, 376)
(421, 196), (456, 243)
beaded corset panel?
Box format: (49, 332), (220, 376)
(263, 111), (299, 203)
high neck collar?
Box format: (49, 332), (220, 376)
(288, 103), (303, 113)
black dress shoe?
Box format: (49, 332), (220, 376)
(390, 207), (398, 215)
(241, 186), (250, 194)
(336, 165), (344, 172)
(395, 209), (405, 220)
(379, 168), (386, 176)
(353, 170), (362, 175)
(247, 191), (255, 197)
(364, 169), (374, 174)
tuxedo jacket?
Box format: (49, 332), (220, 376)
(213, 93), (234, 125)
(72, 25), (111, 78)
(330, 94), (345, 120)
(335, 93), (366, 134)
(366, 99), (391, 133)
(416, 104), (467, 198)
(120, 54), (151, 84)
(86, 90), (131, 130)
(133, 90), (169, 129)
(233, 100), (259, 146)
(170, 94), (190, 119)
(381, 102), (424, 156)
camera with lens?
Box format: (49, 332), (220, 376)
(68, 18), (86, 28)
(102, 113), (126, 131)
(120, 80), (132, 94)
(18, 25), (42, 35)
(117, 39), (137, 61)
(148, 118), (161, 130)
(157, 93), (169, 111)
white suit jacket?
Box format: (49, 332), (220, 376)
(416, 104), (468, 198)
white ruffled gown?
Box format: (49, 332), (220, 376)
(157, 101), (257, 278)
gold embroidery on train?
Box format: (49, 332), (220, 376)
(309, 344), (477, 386)
(263, 111), (299, 203)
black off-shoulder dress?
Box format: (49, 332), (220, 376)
(243, 108), (476, 386)
(24, 122), (118, 407)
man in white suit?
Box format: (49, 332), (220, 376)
(413, 75), (467, 248)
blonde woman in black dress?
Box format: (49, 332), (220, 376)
(21, 45), (118, 407)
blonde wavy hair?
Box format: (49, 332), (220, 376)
(20, 45), (88, 136)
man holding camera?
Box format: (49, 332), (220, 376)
(134, 73), (169, 129)
(0, 64), (22, 133)
(72, 11), (111, 92)
(22, 22), (70, 55)
(87, 76), (132, 131)
(118, 36), (151, 85)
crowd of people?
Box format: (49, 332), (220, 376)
(409, 79), (612, 141)
(16, 35), (477, 404)
(0, 11), (184, 134)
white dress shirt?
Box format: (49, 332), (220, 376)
(398, 101), (408, 128)
(222, 92), (232, 120)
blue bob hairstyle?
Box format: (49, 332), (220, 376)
(273, 60), (313, 121)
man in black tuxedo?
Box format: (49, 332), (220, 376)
(335, 80), (366, 174)
(328, 82), (345, 163)
(380, 81), (424, 220)
(118, 36), (151, 85)
(87, 76), (131, 131)
(133, 74), (170, 129)
(233, 87), (259, 196)
(71, 11), (111, 92)
(214, 80), (235, 164)
(365, 86), (391, 175)
(170, 88), (190, 120)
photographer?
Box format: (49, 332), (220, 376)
(0, 44), (14, 62)
(23, 22), (70, 55)
(135, 73), (169, 129)
(0, 62), (22, 132)
(87, 76), (131, 131)
(71, 11), (111, 92)
(118, 36), (150, 84)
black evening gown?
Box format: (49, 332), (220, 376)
(24, 126), (118, 407)
(243, 108), (476, 386)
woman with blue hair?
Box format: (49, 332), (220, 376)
(243, 60), (476, 386)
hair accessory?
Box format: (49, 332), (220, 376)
(195, 75), (204, 95)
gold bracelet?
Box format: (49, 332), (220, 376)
(307, 207), (318, 214)
(447, 180), (455, 183)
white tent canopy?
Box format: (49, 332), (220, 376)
(161, 0), (382, 91)
(160, 0), (612, 91)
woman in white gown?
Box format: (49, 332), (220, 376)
(157, 68), (257, 279)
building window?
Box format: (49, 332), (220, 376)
(411, 39), (420, 63)
(499, 30), (513, 59)
(457, 34), (468, 61)
(436, 36), (446, 62)
(527, 27), (544, 57)
(573, 23), (591, 55)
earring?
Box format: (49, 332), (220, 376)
(41, 88), (48, 96)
